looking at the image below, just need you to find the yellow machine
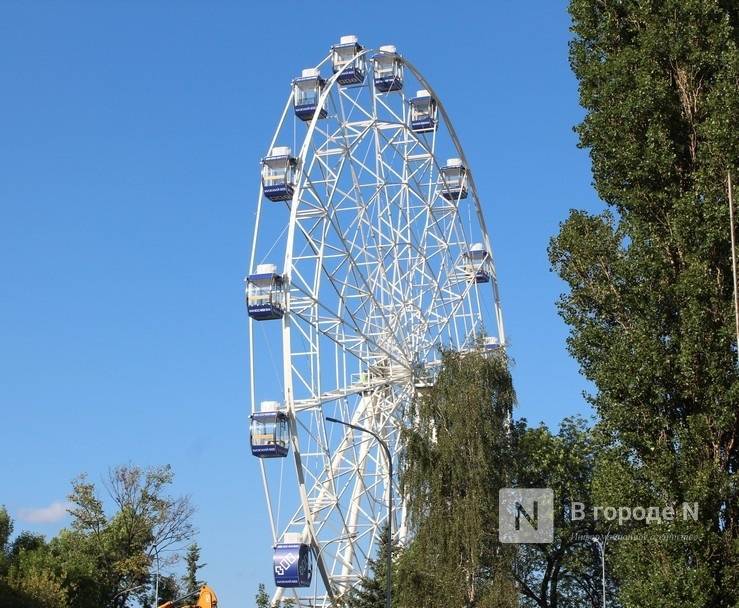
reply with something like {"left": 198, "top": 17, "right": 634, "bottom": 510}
{"left": 158, "top": 585, "right": 218, "bottom": 608}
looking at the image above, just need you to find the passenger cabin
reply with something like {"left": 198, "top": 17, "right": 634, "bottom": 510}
{"left": 440, "top": 158, "right": 468, "bottom": 200}
{"left": 292, "top": 68, "right": 327, "bottom": 122}
{"left": 261, "top": 146, "right": 297, "bottom": 202}
{"left": 274, "top": 534, "right": 312, "bottom": 588}
{"left": 246, "top": 263, "right": 285, "bottom": 320}
{"left": 464, "top": 243, "right": 490, "bottom": 283}
{"left": 250, "top": 401, "right": 289, "bottom": 458}
{"left": 331, "top": 35, "right": 365, "bottom": 85}
{"left": 373, "top": 45, "right": 403, "bottom": 92}
{"left": 483, "top": 336, "right": 501, "bottom": 352}
{"left": 410, "top": 90, "right": 437, "bottom": 133}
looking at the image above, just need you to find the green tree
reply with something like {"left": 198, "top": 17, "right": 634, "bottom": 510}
{"left": 512, "top": 417, "right": 617, "bottom": 608}
{"left": 254, "top": 584, "right": 296, "bottom": 608}
{"left": 398, "top": 350, "right": 518, "bottom": 608}
{"left": 68, "top": 464, "right": 196, "bottom": 608}
{"left": 0, "top": 508, "right": 13, "bottom": 578}
{"left": 3, "top": 533, "right": 67, "bottom": 608}
{"left": 0, "top": 508, "right": 12, "bottom": 552}
{"left": 552, "top": 1, "right": 739, "bottom": 605}
{"left": 346, "top": 524, "right": 398, "bottom": 608}
{"left": 7, "top": 568, "right": 67, "bottom": 608}
{"left": 153, "top": 573, "right": 181, "bottom": 606}
{"left": 0, "top": 466, "right": 196, "bottom": 608}
{"left": 48, "top": 528, "right": 107, "bottom": 608}
{"left": 9, "top": 534, "right": 45, "bottom": 561}
{"left": 255, "top": 583, "right": 271, "bottom": 608}
{"left": 183, "top": 543, "right": 202, "bottom": 596}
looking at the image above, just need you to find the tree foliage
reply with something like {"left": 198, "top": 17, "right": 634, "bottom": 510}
{"left": 183, "top": 543, "right": 202, "bottom": 597}
{"left": 254, "top": 582, "right": 296, "bottom": 608}
{"left": 345, "top": 524, "right": 398, "bottom": 608}
{"left": 512, "top": 417, "right": 618, "bottom": 608}
{"left": 0, "top": 527, "right": 67, "bottom": 608}
{"left": 552, "top": 1, "right": 739, "bottom": 605}
{"left": 398, "top": 350, "right": 518, "bottom": 608}
{"left": 255, "top": 583, "right": 271, "bottom": 608}
{"left": 69, "top": 464, "right": 196, "bottom": 608}
{"left": 0, "top": 465, "right": 197, "bottom": 608}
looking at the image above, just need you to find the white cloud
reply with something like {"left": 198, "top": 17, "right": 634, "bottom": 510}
{"left": 17, "top": 501, "right": 70, "bottom": 524}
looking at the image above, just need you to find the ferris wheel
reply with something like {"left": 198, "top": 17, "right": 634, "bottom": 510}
{"left": 246, "top": 36, "right": 505, "bottom": 608}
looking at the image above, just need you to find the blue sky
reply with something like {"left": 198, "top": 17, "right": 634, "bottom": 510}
{"left": 0, "top": 1, "right": 600, "bottom": 605}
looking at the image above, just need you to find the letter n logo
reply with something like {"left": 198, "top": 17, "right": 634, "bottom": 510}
{"left": 515, "top": 500, "right": 538, "bottom": 530}
{"left": 499, "top": 489, "right": 554, "bottom": 543}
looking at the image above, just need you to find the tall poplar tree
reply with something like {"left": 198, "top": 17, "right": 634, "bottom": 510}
{"left": 551, "top": 1, "right": 739, "bottom": 605}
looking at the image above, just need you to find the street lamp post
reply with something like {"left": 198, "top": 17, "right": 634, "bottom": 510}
{"left": 153, "top": 544, "right": 161, "bottom": 608}
{"left": 592, "top": 532, "right": 609, "bottom": 608}
{"left": 326, "top": 417, "right": 393, "bottom": 608}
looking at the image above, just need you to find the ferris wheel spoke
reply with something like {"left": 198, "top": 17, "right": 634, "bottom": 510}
{"left": 294, "top": 150, "right": 412, "bottom": 363}
{"left": 330, "top": 94, "right": 413, "bottom": 357}
{"left": 289, "top": 272, "right": 406, "bottom": 368}
{"left": 287, "top": 401, "right": 394, "bottom": 578}
{"left": 374, "top": 91, "right": 407, "bottom": 128}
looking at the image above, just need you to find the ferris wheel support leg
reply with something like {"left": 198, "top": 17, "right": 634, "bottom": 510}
{"left": 339, "top": 394, "right": 374, "bottom": 579}
{"left": 275, "top": 389, "right": 377, "bottom": 601}
{"left": 287, "top": 409, "right": 336, "bottom": 599}
{"left": 280, "top": 309, "right": 335, "bottom": 601}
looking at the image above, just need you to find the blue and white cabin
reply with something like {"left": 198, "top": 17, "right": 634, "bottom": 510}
{"left": 246, "top": 263, "right": 285, "bottom": 320}
{"left": 250, "top": 401, "right": 289, "bottom": 458}
{"left": 373, "top": 45, "right": 403, "bottom": 92}
{"left": 274, "top": 533, "right": 312, "bottom": 587}
{"left": 440, "top": 158, "right": 468, "bottom": 200}
{"left": 292, "top": 68, "right": 327, "bottom": 122}
{"left": 410, "top": 89, "right": 437, "bottom": 133}
{"left": 261, "top": 146, "right": 296, "bottom": 202}
{"left": 483, "top": 336, "right": 501, "bottom": 353}
{"left": 464, "top": 242, "right": 490, "bottom": 283}
{"left": 331, "top": 35, "right": 366, "bottom": 85}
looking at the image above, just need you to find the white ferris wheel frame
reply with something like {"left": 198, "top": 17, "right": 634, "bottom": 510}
{"left": 247, "top": 43, "right": 506, "bottom": 608}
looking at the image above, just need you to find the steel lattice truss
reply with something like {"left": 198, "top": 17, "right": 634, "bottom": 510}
{"left": 247, "top": 43, "right": 505, "bottom": 608}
